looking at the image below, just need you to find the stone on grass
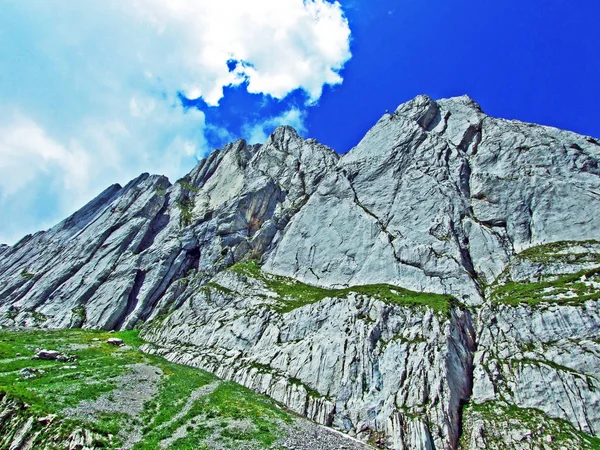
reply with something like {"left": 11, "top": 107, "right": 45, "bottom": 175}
{"left": 36, "top": 350, "right": 60, "bottom": 360}
{"left": 19, "top": 367, "right": 44, "bottom": 379}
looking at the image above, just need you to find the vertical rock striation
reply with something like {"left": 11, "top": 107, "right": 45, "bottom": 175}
{"left": 464, "top": 241, "right": 600, "bottom": 449}
{"left": 141, "top": 267, "right": 474, "bottom": 449}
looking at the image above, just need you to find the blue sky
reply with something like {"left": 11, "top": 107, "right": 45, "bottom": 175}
{"left": 1, "top": 0, "right": 599, "bottom": 244}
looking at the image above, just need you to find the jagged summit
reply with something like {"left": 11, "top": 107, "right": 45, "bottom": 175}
{"left": 1, "top": 95, "right": 600, "bottom": 449}
{"left": 2, "top": 93, "right": 599, "bottom": 326}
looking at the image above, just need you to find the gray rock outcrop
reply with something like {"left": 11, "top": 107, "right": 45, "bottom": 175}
{"left": 0, "top": 393, "right": 102, "bottom": 450}
{"left": 264, "top": 95, "right": 600, "bottom": 303}
{"left": 1, "top": 95, "right": 600, "bottom": 449}
{"left": 141, "top": 266, "right": 473, "bottom": 449}
{"left": 462, "top": 241, "right": 600, "bottom": 449}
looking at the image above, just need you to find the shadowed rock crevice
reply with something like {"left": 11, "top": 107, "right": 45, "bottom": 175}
{"left": 133, "top": 193, "right": 172, "bottom": 254}
{"left": 113, "top": 269, "right": 146, "bottom": 330}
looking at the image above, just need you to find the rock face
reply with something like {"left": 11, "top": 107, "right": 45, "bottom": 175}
{"left": 0, "top": 393, "right": 101, "bottom": 450}
{"left": 1, "top": 95, "right": 600, "bottom": 449}
{"left": 0, "top": 129, "right": 338, "bottom": 331}
{"left": 141, "top": 265, "right": 473, "bottom": 450}
{"left": 264, "top": 96, "right": 600, "bottom": 304}
{"left": 462, "top": 241, "right": 600, "bottom": 450}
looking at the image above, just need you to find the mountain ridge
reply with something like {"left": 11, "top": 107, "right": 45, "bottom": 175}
{"left": 1, "top": 94, "right": 600, "bottom": 449}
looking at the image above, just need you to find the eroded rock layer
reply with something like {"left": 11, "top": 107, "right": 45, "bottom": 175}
{"left": 141, "top": 265, "right": 473, "bottom": 449}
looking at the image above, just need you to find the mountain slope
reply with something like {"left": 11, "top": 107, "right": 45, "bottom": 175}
{"left": 2, "top": 95, "right": 599, "bottom": 328}
{"left": 0, "top": 329, "right": 370, "bottom": 450}
{"left": 1, "top": 95, "right": 600, "bottom": 449}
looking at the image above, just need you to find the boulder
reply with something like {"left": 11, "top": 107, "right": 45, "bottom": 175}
{"left": 19, "top": 367, "right": 44, "bottom": 379}
{"left": 36, "top": 350, "right": 60, "bottom": 360}
{"left": 107, "top": 338, "right": 124, "bottom": 346}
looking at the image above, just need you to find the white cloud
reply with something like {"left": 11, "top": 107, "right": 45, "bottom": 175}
{"left": 129, "top": 96, "right": 157, "bottom": 118}
{"left": 0, "top": 114, "right": 92, "bottom": 197}
{"left": 0, "top": 113, "right": 93, "bottom": 244}
{"left": 128, "top": 0, "right": 352, "bottom": 104}
{"left": 0, "top": 0, "right": 352, "bottom": 243}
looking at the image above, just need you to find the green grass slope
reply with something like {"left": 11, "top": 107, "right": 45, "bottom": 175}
{"left": 230, "top": 261, "right": 455, "bottom": 315}
{"left": 490, "top": 240, "right": 600, "bottom": 307}
{"left": 0, "top": 329, "right": 296, "bottom": 449}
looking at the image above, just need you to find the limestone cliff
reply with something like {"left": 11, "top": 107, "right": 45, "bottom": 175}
{"left": 1, "top": 95, "right": 600, "bottom": 449}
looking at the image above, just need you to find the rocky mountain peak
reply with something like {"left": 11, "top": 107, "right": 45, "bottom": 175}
{"left": 268, "top": 124, "right": 301, "bottom": 141}
{"left": 1, "top": 94, "right": 600, "bottom": 450}
{"left": 2, "top": 93, "right": 599, "bottom": 326}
